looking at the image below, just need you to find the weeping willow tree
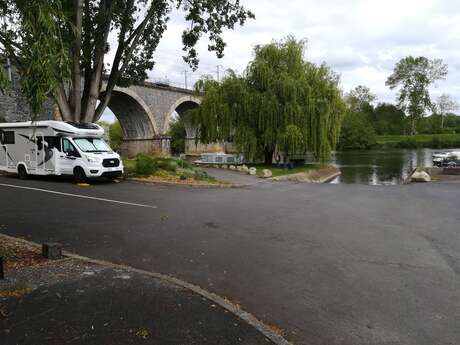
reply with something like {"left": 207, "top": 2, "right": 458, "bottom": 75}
{"left": 191, "top": 37, "right": 346, "bottom": 164}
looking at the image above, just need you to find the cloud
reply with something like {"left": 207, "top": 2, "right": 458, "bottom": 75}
{"left": 108, "top": 0, "right": 460, "bottom": 107}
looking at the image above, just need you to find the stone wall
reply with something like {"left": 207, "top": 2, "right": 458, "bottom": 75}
{"left": 0, "top": 65, "right": 55, "bottom": 123}
{"left": 185, "top": 139, "right": 239, "bottom": 158}
{"left": 121, "top": 136, "right": 171, "bottom": 158}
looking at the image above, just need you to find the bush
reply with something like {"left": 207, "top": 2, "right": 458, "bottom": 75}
{"left": 169, "top": 118, "right": 186, "bottom": 155}
{"left": 155, "top": 159, "right": 178, "bottom": 172}
{"left": 193, "top": 168, "right": 208, "bottom": 179}
{"left": 338, "top": 111, "right": 376, "bottom": 150}
{"left": 135, "top": 154, "right": 157, "bottom": 176}
{"left": 177, "top": 159, "right": 194, "bottom": 169}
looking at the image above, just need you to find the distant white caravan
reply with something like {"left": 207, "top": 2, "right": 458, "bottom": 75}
{"left": 0, "top": 121, "right": 123, "bottom": 181}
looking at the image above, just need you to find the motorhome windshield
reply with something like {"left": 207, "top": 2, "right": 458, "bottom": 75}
{"left": 73, "top": 138, "right": 112, "bottom": 153}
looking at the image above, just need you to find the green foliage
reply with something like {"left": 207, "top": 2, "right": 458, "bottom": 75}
{"left": 155, "top": 158, "right": 178, "bottom": 172}
{"left": 371, "top": 103, "right": 407, "bottom": 135}
{"left": 281, "top": 125, "right": 305, "bottom": 155}
{"left": 0, "top": 0, "right": 71, "bottom": 116}
{"left": 109, "top": 121, "right": 123, "bottom": 152}
{"left": 1, "top": 0, "right": 254, "bottom": 122}
{"left": 0, "top": 61, "right": 9, "bottom": 94}
{"left": 346, "top": 85, "right": 376, "bottom": 113}
{"left": 190, "top": 37, "right": 346, "bottom": 163}
{"left": 376, "top": 133, "right": 460, "bottom": 149}
{"left": 125, "top": 154, "right": 213, "bottom": 182}
{"left": 135, "top": 154, "right": 157, "bottom": 176}
{"left": 338, "top": 111, "right": 376, "bottom": 150}
{"left": 133, "top": 154, "right": 181, "bottom": 176}
{"left": 386, "top": 56, "right": 448, "bottom": 135}
{"left": 168, "top": 117, "right": 186, "bottom": 154}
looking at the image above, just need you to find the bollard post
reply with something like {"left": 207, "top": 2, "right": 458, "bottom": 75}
{"left": 0, "top": 257, "right": 4, "bottom": 280}
{"left": 42, "top": 243, "right": 62, "bottom": 260}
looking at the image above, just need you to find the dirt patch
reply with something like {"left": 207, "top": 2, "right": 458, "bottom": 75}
{"left": 0, "top": 238, "right": 48, "bottom": 272}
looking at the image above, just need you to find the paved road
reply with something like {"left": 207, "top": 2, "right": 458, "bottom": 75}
{"left": 202, "top": 167, "right": 263, "bottom": 185}
{"left": 0, "top": 174, "right": 459, "bottom": 345}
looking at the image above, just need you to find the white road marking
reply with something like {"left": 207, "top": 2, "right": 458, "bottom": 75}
{"left": 0, "top": 183, "right": 157, "bottom": 209}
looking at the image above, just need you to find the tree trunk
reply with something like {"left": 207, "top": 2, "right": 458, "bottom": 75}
{"left": 70, "top": 0, "right": 83, "bottom": 121}
{"left": 441, "top": 114, "right": 444, "bottom": 129}
{"left": 264, "top": 149, "right": 274, "bottom": 165}
{"left": 411, "top": 116, "right": 416, "bottom": 135}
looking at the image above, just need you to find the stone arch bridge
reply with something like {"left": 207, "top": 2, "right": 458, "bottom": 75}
{"left": 98, "top": 81, "right": 202, "bottom": 157}
{"left": 0, "top": 66, "right": 229, "bottom": 157}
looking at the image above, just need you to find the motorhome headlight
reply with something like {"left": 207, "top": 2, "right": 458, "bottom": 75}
{"left": 86, "top": 156, "right": 101, "bottom": 163}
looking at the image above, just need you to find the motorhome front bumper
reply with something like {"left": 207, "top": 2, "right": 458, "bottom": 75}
{"left": 101, "top": 171, "right": 123, "bottom": 178}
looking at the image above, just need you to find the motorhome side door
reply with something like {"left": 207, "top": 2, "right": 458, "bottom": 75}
{"left": 35, "top": 133, "right": 45, "bottom": 172}
{"left": 59, "top": 138, "right": 79, "bottom": 175}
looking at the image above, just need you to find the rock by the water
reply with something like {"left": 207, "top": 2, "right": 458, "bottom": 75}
{"left": 249, "top": 167, "right": 257, "bottom": 176}
{"left": 241, "top": 165, "right": 249, "bottom": 173}
{"left": 262, "top": 169, "right": 273, "bottom": 178}
{"left": 229, "top": 165, "right": 236, "bottom": 170}
{"left": 411, "top": 170, "right": 431, "bottom": 182}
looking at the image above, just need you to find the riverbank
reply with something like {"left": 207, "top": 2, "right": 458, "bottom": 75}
{"left": 271, "top": 165, "right": 340, "bottom": 183}
{"left": 375, "top": 133, "right": 460, "bottom": 149}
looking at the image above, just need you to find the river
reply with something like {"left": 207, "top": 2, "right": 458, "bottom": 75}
{"left": 329, "top": 148, "right": 458, "bottom": 185}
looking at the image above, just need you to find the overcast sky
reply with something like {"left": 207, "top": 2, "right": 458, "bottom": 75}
{"left": 102, "top": 0, "right": 460, "bottom": 121}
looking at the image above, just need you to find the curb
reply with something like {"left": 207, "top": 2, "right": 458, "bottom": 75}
{"left": 0, "top": 233, "right": 294, "bottom": 345}
{"left": 125, "top": 177, "right": 247, "bottom": 189}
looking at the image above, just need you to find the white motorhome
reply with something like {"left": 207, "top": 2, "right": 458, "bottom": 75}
{"left": 0, "top": 121, "right": 123, "bottom": 181}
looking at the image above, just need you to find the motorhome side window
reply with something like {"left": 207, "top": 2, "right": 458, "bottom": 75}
{"left": 1, "top": 131, "right": 15, "bottom": 144}
{"left": 62, "top": 138, "right": 80, "bottom": 157}
{"left": 44, "top": 137, "right": 62, "bottom": 151}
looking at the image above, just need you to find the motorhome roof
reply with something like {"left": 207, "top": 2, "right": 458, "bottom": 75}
{"left": 0, "top": 121, "right": 104, "bottom": 137}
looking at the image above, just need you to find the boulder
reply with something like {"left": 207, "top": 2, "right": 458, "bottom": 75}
{"left": 236, "top": 165, "right": 243, "bottom": 172}
{"left": 241, "top": 165, "right": 249, "bottom": 173}
{"left": 262, "top": 169, "right": 273, "bottom": 178}
{"left": 229, "top": 165, "right": 236, "bottom": 170}
{"left": 249, "top": 167, "right": 257, "bottom": 176}
{"left": 411, "top": 170, "right": 431, "bottom": 182}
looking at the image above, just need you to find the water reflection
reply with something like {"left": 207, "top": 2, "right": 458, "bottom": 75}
{"left": 330, "top": 148, "right": 455, "bottom": 185}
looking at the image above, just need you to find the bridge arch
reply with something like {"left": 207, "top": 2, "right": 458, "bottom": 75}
{"left": 98, "top": 86, "right": 160, "bottom": 139}
{"left": 163, "top": 96, "right": 201, "bottom": 137}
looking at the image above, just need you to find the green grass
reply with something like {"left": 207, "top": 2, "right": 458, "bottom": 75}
{"left": 376, "top": 134, "right": 460, "bottom": 149}
{"left": 251, "top": 164, "right": 319, "bottom": 177}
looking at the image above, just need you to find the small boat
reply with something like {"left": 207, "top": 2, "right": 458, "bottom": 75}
{"left": 432, "top": 150, "right": 460, "bottom": 167}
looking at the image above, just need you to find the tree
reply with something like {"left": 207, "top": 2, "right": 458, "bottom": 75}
{"left": 337, "top": 111, "right": 376, "bottom": 150}
{"left": 373, "top": 103, "right": 406, "bottom": 135}
{"left": 190, "top": 37, "right": 346, "bottom": 164}
{"left": 434, "top": 94, "right": 459, "bottom": 129}
{"left": 109, "top": 120, "right": 123, "bottom": 152}
{"left": 346, "top": 85, "right": 376, "bottom": 113}
{"left": 0, "top": 0, "right": 254, "bottom": 121}
{"left": 386, "top": 56, "right": 448, "bottom": 135}
{"left": 168, "top": 116, "right": 186, "bottom": 154}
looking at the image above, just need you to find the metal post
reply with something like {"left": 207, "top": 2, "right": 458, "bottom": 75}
{"left": 216, "top": 65, "right": 222, "bottom": 82}
{"left": 183, "top": 70, "right": 188, "bottom": 89}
